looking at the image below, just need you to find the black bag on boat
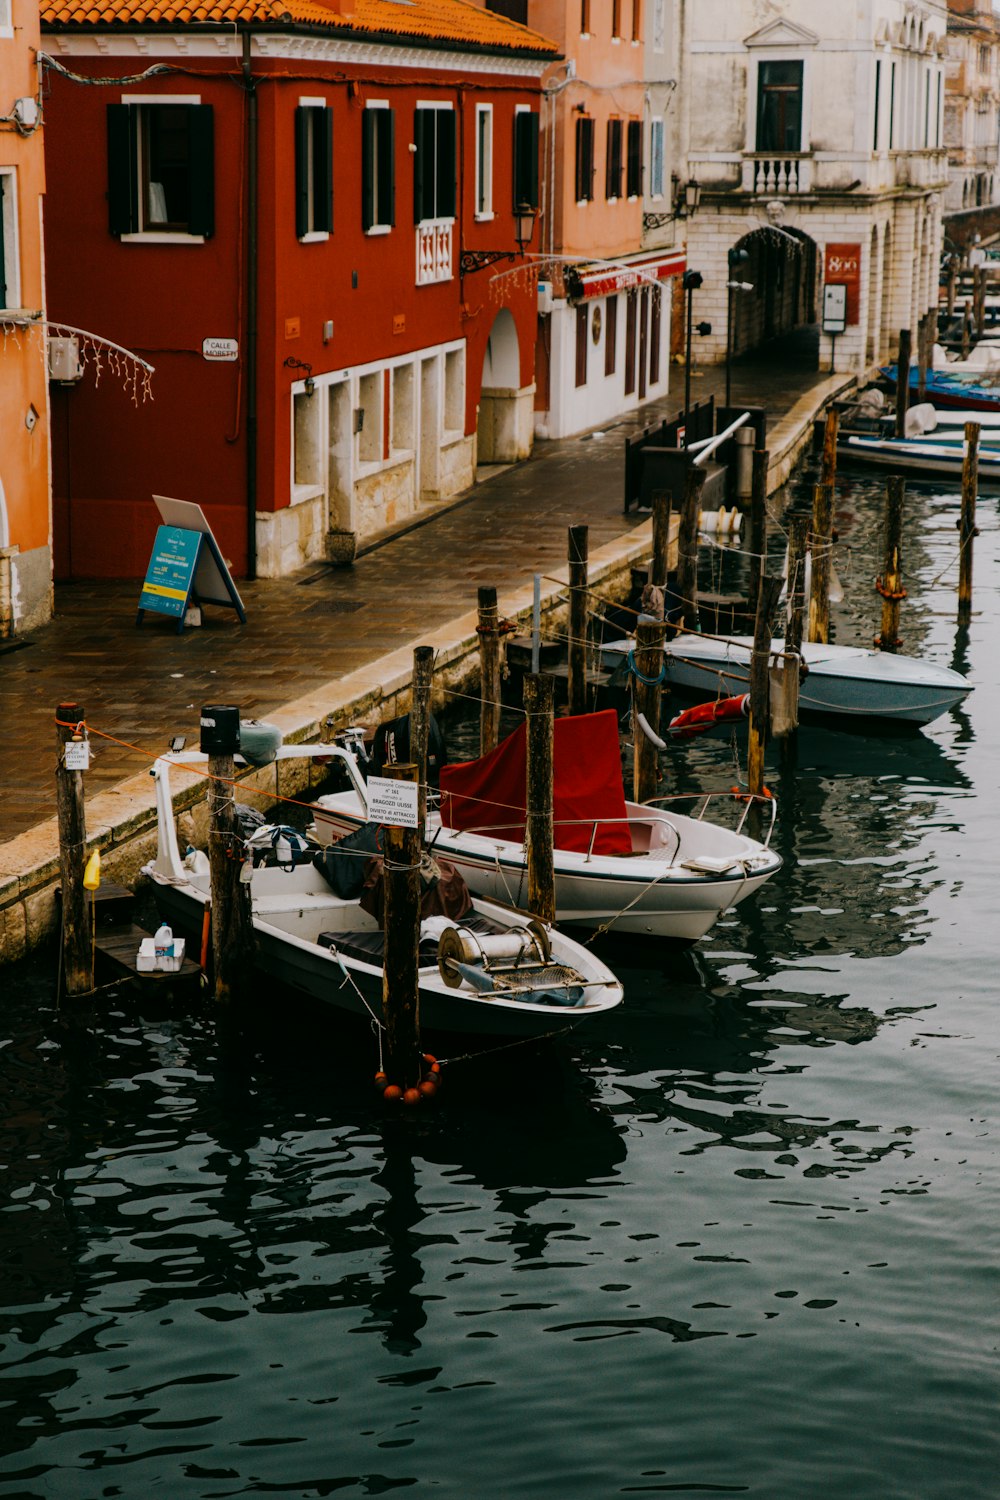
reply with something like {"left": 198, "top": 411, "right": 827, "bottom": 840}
{"left": 313, "top": 822, "right": 383, "bottom": 899}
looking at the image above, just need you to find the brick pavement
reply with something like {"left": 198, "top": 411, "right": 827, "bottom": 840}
{"left": 0, "top": 353, "right": 846, "bottom": 856}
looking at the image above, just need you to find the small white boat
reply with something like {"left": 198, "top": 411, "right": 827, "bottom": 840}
{"left": 600, "top": 635, "right": 971, "bottom": 728}
{"left": 310, "top": 712, "right": 782, "bottom": 944}
{"left": 144, "top": 749, "right": 623, "bottom": 1038}
{"left": 840, "top": 433, "right": 1000, "bottom": 481}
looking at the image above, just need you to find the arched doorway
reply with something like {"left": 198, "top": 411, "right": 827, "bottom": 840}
{"left": 729, "top": 224, "right": 819, "bottom": 369}
{"left": 477, "top": 308, "right": 531, "bottom": 466}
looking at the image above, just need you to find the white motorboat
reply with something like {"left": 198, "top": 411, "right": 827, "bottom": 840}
{"left": 144, "top": 748, "right": 623, "bottom": 1038}
{"left": 310, "top": 712, "right": 782, "bottom": 944}
{"left": 600, "top": 634, "right": 971, "bottom": 728}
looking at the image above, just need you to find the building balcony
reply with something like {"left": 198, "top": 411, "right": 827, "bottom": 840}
{"left": 741, "top": 152, "right": 814, "bottom": 195}
{"left": 416, "top": 220, "right": 454, "bottom": 285}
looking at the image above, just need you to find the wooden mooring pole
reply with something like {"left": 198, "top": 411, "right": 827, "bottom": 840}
{"left": 632, "top": 620, "right": 664, "bottom": 803}
{"left": 381, "top": 762, "right": 423, "bottom": 1093}
{"left": 676, "top": 463, "right": 705, "bottom": 632}
{"left": 203, "top": 704, "right": 253, "bottom": 1003}
{"left": 567, "top": 524, "right": 589, "bottom": 717}
{"left": 958, "top": 422, "right": 980, "bottom": 625}
{"left": 778, "top": 511, "right": 808, "bottom": 738}
{"left": 524, "top": 673, "right": 556, "bottom": 924}
{"left": 820, "top": 408, "right": 839, "bottom": 488}
{"left": 651, "top": 491, "right": 672, "bottom": 588}
{"left": 56, "top": 701, "right": 92, "bottom": 997}
{"left": 748, "top": 449, "right": 770, "bottom": 620}
{"left": 875, "top": 476, "right": 906, "bottom": 653}
{"left": 808, "top": 481, "right": 834, "bottom": 645}
{"left": 410, "top": 645, "right": 433, "bottom": 831}
{"left": 747, "top": 576, "right": 782, "bottom": 798}
{"left": 894, "top": 329, "right": 911, "bottom": 439}
{"left": 478, "top": 586, "right": 501, "bottom": 757}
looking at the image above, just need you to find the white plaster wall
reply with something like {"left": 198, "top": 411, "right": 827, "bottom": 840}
{"left": 539, "top": 286, "right": 672, "bottom": 439}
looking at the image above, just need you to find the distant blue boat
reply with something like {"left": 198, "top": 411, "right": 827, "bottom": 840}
{"left": 881, "top": 365, "right": 1000, "bottom": 411}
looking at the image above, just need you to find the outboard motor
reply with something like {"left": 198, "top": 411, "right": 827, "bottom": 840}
{"left": 371, "top": 712, "right": 447, "bottom": 787}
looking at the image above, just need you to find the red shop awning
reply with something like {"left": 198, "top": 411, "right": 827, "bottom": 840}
{"left": 571, "top": 250, "right": 687, "bottom": 301}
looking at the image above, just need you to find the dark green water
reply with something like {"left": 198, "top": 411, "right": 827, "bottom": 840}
{"left": 2, "top": 470, "right": 998, "bottom": 1498}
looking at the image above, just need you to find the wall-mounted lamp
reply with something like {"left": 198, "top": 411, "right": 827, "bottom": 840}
{"left": 514, "top": 203, "right": 537, "bottom": 254}
{"left": 643, "top": 176, "right": 702, "bottom": 233}
{"left": 283, "top": 355, "right": 315, "bottom": 395}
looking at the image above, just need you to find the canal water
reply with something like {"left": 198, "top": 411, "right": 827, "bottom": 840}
{"left": 2, "top": 464, "right": 998, "bottom": 1498}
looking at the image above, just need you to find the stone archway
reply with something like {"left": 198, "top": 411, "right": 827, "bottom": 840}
{"left": 729, "top": 223, "right": 819, "bottom": 366}
{"left": 476, "top": 308, "right": 532, "bottom": 466}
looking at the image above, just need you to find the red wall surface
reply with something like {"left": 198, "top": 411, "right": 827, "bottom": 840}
{"left": 43, "top": 50, "right": 541, "bottom": 579}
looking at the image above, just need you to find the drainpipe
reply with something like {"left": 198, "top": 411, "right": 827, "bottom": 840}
{"left": 242, "top": 29, "right": 259, "bottom": 580}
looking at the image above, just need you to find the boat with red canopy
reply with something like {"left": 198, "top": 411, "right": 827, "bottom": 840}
{"left": 311, "top": 710, "right": 781, "bottom": 943}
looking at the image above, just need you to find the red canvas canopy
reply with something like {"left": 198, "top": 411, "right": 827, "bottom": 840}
{"left": 439, "top": 709, "right": 631, "bottom": 856}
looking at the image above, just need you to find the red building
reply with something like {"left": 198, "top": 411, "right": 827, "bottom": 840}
{"left": 40, "top": 0, "right": 556, "bottom": 579}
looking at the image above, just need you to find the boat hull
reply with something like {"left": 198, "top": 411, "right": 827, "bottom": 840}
{"left": 312, "top": 801, "right": 781, "bottom": 943}
{"left": 152, "top": 878, "right": 621, "bottom": 1039}
{"left": 602, "top": 636, "right": 970, "bottom": 727}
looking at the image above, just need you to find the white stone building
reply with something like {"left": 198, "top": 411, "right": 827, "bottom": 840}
{"left": 943, "top": 0, "right": 1000, "bottom": 214}
{"left": 682, "top": 1, "right": 949, "bottom": 378}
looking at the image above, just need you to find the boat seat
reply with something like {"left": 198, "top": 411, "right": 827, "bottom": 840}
{"left": 317, "top": 912, "right": 504, "bottom": 968}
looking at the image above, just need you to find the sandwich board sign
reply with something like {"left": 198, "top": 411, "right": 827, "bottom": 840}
{"left": 137, "top": 495, "right": 246, "bottom": 632}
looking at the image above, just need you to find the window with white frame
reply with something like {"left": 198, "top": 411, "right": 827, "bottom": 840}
{"left": 293, "top": 390, "right": 323, "bottom": 493}
{"left": 755, "top": 61, "right": 803, "bottom": 152}
{"left": 358, "top": 371, "right": 382, "bottom": 462}
{"left": 0, "top": 169, "right": 19, "bottom": 310}
{"left": 295, "top": 98, "right": 333, "bottom": 239}
{"left": 107, "top": 97, "right": 214, "bottom": 239}
{"left": 392, "top": 362, "right": 415, "bottom": 452}
{"left": 475, "top": 104, "right": 493, "bottom": 219}
{"left": 444, "top": 347, "right": 464, "bottom": 432}
{"left": 649, "top": 117, "right": 665, "bottom": 198}
{"left": 362, "top": 103, "right": 394, "bottom": 233}
{"left": 0, "top": 0, "right": 12, "bottom": 38}
{"left": 413, "top": 103, "right": 456, "bottom": 223}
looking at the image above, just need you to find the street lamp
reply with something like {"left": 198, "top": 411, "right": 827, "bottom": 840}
{"left": 725, "top": 246, "right": 752, "bottom": 409}
{"left": 683, "top": 269, "right": 711, "bottom": 421}
{"left": 514, "top": 203, "right": 537, "bottom": 254}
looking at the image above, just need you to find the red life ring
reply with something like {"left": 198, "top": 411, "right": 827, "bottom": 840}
{"left": 668, "top": 694, "right": 750, "bottom": 739}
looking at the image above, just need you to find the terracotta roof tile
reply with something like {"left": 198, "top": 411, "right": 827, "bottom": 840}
{"left": 40, "top": 0, "right": 559, "bottom": 54}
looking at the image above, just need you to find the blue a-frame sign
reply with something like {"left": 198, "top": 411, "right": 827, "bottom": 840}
{"left": 136, "top": 497, "right": 247, "bottom": 632}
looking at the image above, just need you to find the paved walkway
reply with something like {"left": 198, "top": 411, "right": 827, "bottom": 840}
{"left": 0, "top": 354, "right": 851, "bottom": 872}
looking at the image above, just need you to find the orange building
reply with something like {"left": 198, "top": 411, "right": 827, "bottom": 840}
{"left": 1, "top": 0, "right": 52, "bottom": 635}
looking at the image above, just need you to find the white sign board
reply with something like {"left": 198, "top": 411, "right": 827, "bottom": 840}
{"left": 202, "top": 337, "right": 239, "bottom": 362}
{"left": 64, "top": 739, "right": 90, "bottom": 771}
{"left": 366, "top": 775, "right": 420, "bottom": 829}
{"left": 153, "top": 496, "right": 246, "bottom": 617}
{"left": 822, "top": 284, "right": 848, "bottom": 335}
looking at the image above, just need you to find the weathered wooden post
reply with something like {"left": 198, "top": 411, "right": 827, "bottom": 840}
{"left": 410, "top": 645, "right": 434, "bottom": 832}
{"left": 875, "top": 476, "right": 906, "bottom": 653}
{"left": 202, "top": 704, "right": 252, "bottom": 1003}
{"left": 651, "top": 490, "right": 672, "bottom": 588}
{"left": 381, "top": 762, "right": 423, "bottom": 1094}
{"left": 524, "top": 673, "right": 555, "bottom": 924}
{"left": 958, "top": 421, "right": 980, "bottom": 625}
{"left": 808, "top": 481, "right": 835, "bottom": 645}
{"left": 632, "top": 620, "right": 664, "bottom": 803}
{"left": 894, "top": 329, "right": 911, "bottom": 439}
{"left": 56, "top": 701, "right": 91, "bottom": 996}
{"left": 748, "top": 449, "right": 770, "bottom": 620}
{"left": 820, "top": 407, "right": 839, "bottom": 488}
{"left": 778, "top": 512, "right": 808, "bottom": 738}
{"left": 947, "top": 262, "right": 957, "bottom": 318}
{"left": 477, "top": 586, "right": 501, "bottom": 757}
{"left": 567, "top": 524, "right": 589, "bottom": 717}
{"left": 975, "top": 265, "right": 987, "bottom": 334}
{"left": 917, "top": 313, "right": 929, "bottom": 403}
{"left": 676, "top": 462, "right": 705, "bottom": 632}
{"left": 747, "top": 576, "right": 782, "bottom": 799}
{"left": 962, "top": 301, "right": 972, "bottom": 359}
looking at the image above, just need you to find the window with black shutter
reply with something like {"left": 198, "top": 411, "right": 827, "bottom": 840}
{"left": 362, "top": 105, "right": 395, "bottom": 232}
{"left": 0, "top": 174, "right": 11, "bottom": 309}
{"left": 485, "top": 0, "right": 527, "bottom": 21}
{"left": 414, "top": 106, "right": 456, "bottom": 222}
{"left": 513, "top": 110, "right": 540, "bottom": 209}
{"left": 649, "top": 286, "right": 661, "bottom": 386}
{"left": 606, "top": 118, "right": 623, "bottom": 200}
{"left": 295, "top": 104, "right": 333, "bottom": 238}
{"left": 575, "top": 115, "right": 595, "bottom": 202}
{"left": 626, "top": 119, "right": 642, "bottom": 197}
{"left": 107, "top": 101, "right": 214, "bottom": 238}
